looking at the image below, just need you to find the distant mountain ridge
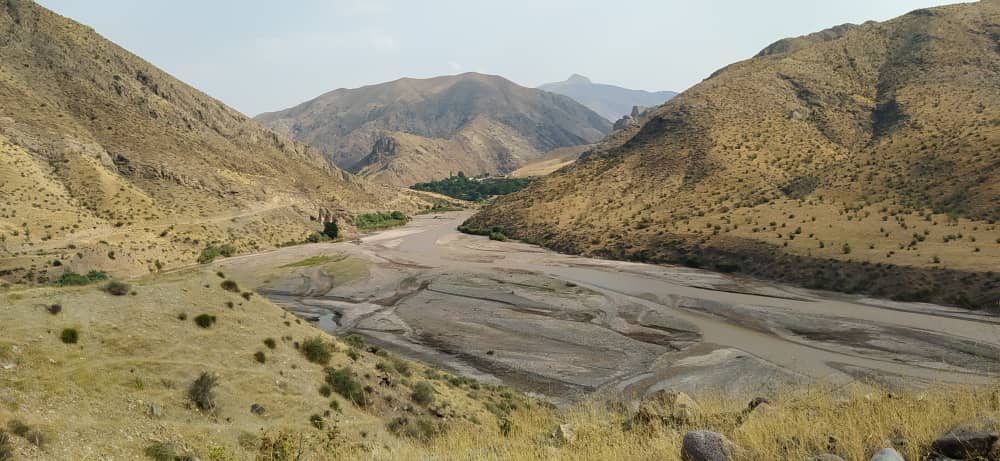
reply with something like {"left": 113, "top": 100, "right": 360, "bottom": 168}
{"left": 538, "top": 74, "right": 678, "bottom": 122}
{"left": 255, "top": 73, "right": 611, "bottom": 186}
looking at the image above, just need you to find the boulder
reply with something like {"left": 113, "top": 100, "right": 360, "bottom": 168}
{"left": 636, "top": 390, "right": 701, "bottom": 425}
{"left": 551, "top": 423, "right": 576, "bottom": 445}
{"left": 681, "top": 431, "right": 739, "bottom": 461}
{"left": 931, "top": 429, "right": 998, "bottom": 459}
{"left": 869, "top": 448, "right": 904, "bottom": 461}
{"left": 147, "top": 403, "right": 163, "bottom": 418}
{"left": 810, "top": 455, "right": 845, "bottom": 461}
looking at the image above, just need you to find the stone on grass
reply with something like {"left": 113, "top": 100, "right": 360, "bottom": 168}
{"left": 681, "top": 430, "right": 739, "bottom": 461}
{"left": 869, "top": 448, "right": 904, "bottom": 461}
{"left": 551, "top": 423, "right": 576, "bottom": 445}
{"left": 931, "top": 429, "right": 998, "bottom": 459}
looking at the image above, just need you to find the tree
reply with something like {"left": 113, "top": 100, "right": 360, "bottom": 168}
{"left": 323, "top": 221, "right": 339, "bottom": 239}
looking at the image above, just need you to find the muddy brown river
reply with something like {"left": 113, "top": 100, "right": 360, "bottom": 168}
{"left": 215, "top": 212, "right": 1000, "bottom": 404}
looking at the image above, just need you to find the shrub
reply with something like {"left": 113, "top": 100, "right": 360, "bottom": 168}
{"left": 387, "top": 416, "right": 445, "bottom": 441}
{"left": 319, "top": 384, "right": 332, "bottom": 397}
{"left": 60, "top": 328, "right": 79, "bottom": 344}
{"left": 53, "top": 270, "right": 108, "bottom": 286}
{"left": 324, "top": 367, "right": 368, "bottom": 407}
{"left": 220, "top": 280, "right": 240, "bottom": 292}
{"left": 197, "top": 244, "right": 236, "bottom": 264}
{"left": 301, "top": 337, "right": 332, "bottom": 365}
{"left": 306, "top": 232, "right": 330, "bottom": 243}
{"left": 392, "top": 358, "right": 412, "bottom": 377}
{"left": 322, "top": 221, "right": 340, "bottom": 239}
{"left": 842, "top": 243, "right": 852, "bottom": 254}
{"left": 189, "top": 372, "right": 218, "bottom": 410}
{"left": 103, "top": 280, "right": 131, "bottom": 296}
{"left": 253, "top": 351, "right": 266, "bottom": 364}
{"left": 309, "top": 414, "right": 324, "bottom": 430}
{"left": 194, "top": 314, "right": 217, "bottom": 328}
{"left": 263, "top": 338, "right": 276, "bottom": 349}
{"left": 346, "top": 349, "right": 359, "bottom": 361}
{"left": 6, "top": 421, "right": 29, "bottom": 437}
{"left": 0, "top": 431, "right": 11, "bottom": 461}
{"left": 47, "top": 304, "right": 61, "bottom": 315}
{"left": 145, "top": 441, "right": 184, "bottom": 461}
{"left": 411, "top": 381, "right": 434, "bottom": 406}
{"left": 343, "top": 334, "right": 365, "bottom": 349}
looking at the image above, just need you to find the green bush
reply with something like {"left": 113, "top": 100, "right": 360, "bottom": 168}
{"left": 411, "top": 381, "right": 434, "bottom": 406}
{"left": 253, "top": 351, "right": 266, "bottom": 364}
{"left": 53, "top": 270, "right": 108, "bottom": 286}
{"left": 189, "top": 372, "right": 218, "bottom": 410}
{"left": 263, "top": 338, "right": 277, "bottom": 349}
{"left": 197, "top": 244, "right": 236, "bottom": 264}
{"left": 387, "top": 416, "right": 446, "bottom": 441}
{"left": 0, "top": 431, "right": 11, "bottom": 461}
{"left": 103, "top": 280, "right": 131, "bottom": 296}
{"left": 301, "top": 337, "right": 333, "bottom": 365}
{"left": 194, "top": 314, "right": 217, "bottom": 328}
{"left": 309, "top": 414, "right": 324, "bottom": 430}
{"left": 343, "top": 334, "right": 365, "bottom": 349}
{"left": 324, "top": 366, "right": 368, "bottom": 407}
{"left": 355, "top": 212, "right": 408, "bottom": 231}
{"left": 60, "top": 328, "right": 79, "bottom": 344}
{"left": 322, "top": 221, "right": 340, "bottom": 239}
{"left": 488, "top": 231, "right": 507, "bottom": 241}
{"left": 144, "top": 441, "right": 185, "bottom": 461}
{"left": 410, "top": 173, "right": 533, "bottom": 201}
{"left": 220, "top": 279, "right": 240, "bottom": 292}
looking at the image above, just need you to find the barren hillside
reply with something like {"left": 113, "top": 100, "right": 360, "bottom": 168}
{"left": 467, "top": 1, "right": 1000, "bottom": 309}
{"left": 255, "top": 73, "right": 611, "bottom": 186}
{"left": 0, "top": 0, "right": 431, "bottom": 285}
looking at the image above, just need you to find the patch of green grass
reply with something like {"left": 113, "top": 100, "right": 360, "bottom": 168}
{"left": 280, "top": 255, "right": 340, "bottom": 268}
{"left": 53, "top": 270, "right": 109, "bottom": 286}
{"left": 355, "top": 211, "right": 408, "bottom": 231}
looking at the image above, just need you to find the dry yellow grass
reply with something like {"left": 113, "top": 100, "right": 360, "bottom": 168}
{"left": 371, "top": 384, "right": 1000, "bottom": 461}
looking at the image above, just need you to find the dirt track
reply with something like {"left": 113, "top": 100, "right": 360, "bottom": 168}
{"left": 216, "top": 212, "right": 1000, "bottom": 404}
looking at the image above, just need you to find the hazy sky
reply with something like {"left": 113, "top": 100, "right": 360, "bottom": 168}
{"left": 37, "top": 0, "right": 954, "bottom": 116}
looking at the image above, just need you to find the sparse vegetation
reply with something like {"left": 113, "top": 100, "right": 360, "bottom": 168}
{"left": 301, "top": 336, "right": 333, "bottom": 365}
{"left": 411, "top": 173, "right": 534, "bottom": 202}
{"left": 411, "top": 381, "right": 434, "bottom": 406}
{"left": 194, "top": 314, "right": 217, "bottom": 328}
{"left": 188, "top": 372, "right": 218, "bottom": 410}
{"left": 253, "top": 351, "right": 266, "bottom": 364}
{"left": 0, "top": 431, "right": 11, "bottom": 461}
{"left": 197, "top": 244, "right": 236, "bottom": 264}
{"left": 324, "top": 366, "right": 368, "bottom": 407}
{"left": 53, "top": 270, "right": 108, "bottom": 286}
{"left": 220, "top": 279, "right": 240, "bottom": 292}
{"left": 103, "top": 280, "right": 131, "bottom": 296}
{"left": 355, "top": 211, "right": 409, "bottom": 231}
{"left": 60, "top": 328, "right": 79, "bottom": 344}
{"left": 263, "top": 337, "right": 277, "bottom": 349}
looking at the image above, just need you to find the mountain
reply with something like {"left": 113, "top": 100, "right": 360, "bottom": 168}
{"left": 0, "top": 0, "right": 431, "bottom": 285}
{"left": 466, "top": 2, "right": 1000, "bottom": 309}
{"left": 255, "top": 73, "right": 612, "bottom": 186}
{"left": 538, "top": 74, "right": 678, "bottom": 122}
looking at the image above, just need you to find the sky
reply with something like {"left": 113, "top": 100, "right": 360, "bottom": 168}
{"left": 37, "top": 0, "right": 955, "bottom": 116}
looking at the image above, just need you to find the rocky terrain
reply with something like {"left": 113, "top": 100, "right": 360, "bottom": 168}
{"left": 538, "top": 74, "right": 677, "bottom": 122}
{"left": 0, "top": 0, "right": 440, "bottom": 286}
{"left": 255, "top": 73, "right": 611, "bottom": 186}
{"left": 468, "top": 1, "right": 1000, "bottom": 309}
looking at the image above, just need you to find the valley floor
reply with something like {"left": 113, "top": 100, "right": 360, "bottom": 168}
{"left": 217, "top": 211, "right": 1000, "bottom": 405}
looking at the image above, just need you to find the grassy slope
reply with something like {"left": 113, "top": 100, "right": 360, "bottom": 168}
{"left": 467, "top": 2, "right": 1000, "bottom": 309}
{"left": 0, "top": 269, "right": 533, "bottom": 460}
